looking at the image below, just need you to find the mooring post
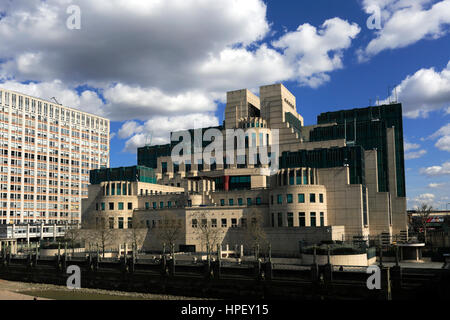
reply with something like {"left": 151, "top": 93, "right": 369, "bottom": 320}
{"left": 324, "top": 245, "right": 333, "bottom": 283}
{"left": 311, "top": 246, "right": 319, "bottom": 282}
{"left": 215, "top": 244, "right": 221, "bottom": 280}
{"left": 56, "top": 242, "right": 61, "bottom": 270}
{"left": 380, "top": 266, "right": 392, "bottom": 300}
{"left": 169, "top": 243, "right": 175, "bottom": 277}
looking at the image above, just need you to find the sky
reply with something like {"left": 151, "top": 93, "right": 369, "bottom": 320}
{"left": 0, "top": 0, "right": 449, "bottom": 210}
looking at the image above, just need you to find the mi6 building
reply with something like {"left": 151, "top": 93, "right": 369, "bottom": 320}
{"left": 83, "top": 84, "right": 407, "bottom": 255}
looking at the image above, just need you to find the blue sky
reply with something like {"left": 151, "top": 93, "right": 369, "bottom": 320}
{"left": 0, "top": 0, "right": 449, "bottom": 209}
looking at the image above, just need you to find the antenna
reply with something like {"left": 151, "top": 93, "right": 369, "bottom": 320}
{"left": 394, "top": 87, "right": 398, "bottom": 103}
{"left": 51, "top": 97, "right": 62, "bottom": 105}
{"left": 145, "top": 132, "right": 153, "bottom": 146}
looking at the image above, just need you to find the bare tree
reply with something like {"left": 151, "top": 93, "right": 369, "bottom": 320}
{"left": 83, "top": 215, "right": 114, "bottom": 257}
{"left": 127, "top": 218, "right": 147, "bottom": 252}
{"left": 192, "top": 212, "right": 224, "bottom": 258}
{"left": 416, "top": 203, "right": 433, "bottom": 243}
{"left": 154, "top": 212, "right": 184, "bottom": 253}
{"left": 243, "top": 209, "right": 267, "bottom": 256}
{"left": 64, "top": 224, "right": 82, "bottom": 255}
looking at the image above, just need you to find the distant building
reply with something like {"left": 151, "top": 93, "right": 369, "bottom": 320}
{"left": 82, "top": 84, "right": 407, "bottom": 255}
{"left": 0, "top": 88, "right": 110, "bottom": 241}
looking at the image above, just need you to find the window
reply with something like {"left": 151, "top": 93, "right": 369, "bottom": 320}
{"left": 319, "top": 194, "right": 324, "bottom": 203}
{"left": 231, "top": 218, "right": 237, "bottom": 228}
{"left": 118, "top": 202, "right": 124, "bottom": 210}
{"left": 287, "top": 212, "right": 294, "bottom": 227}
{"left": 153, "top": 202, "right": 157, "bottom": 209}
{"left": 109, "top": 202, "right": 114, "bottom": 210}
{"left": 241, "top": 218, "right": 247, "bottom": 228}
{"left": 271, "top": 195, "right": 274, "bottom": 205}
{"left": 201, "top": 219, "right": 207, "bottom": 227}
{"left": 320, "top": 212, "right": 324, "bottom": 226}
{"left": 160, "top": 202, "right": 164, "bottom": 209}
{"left": 211, "top": 219, "right": 217, "bottom": 228}
{"left": 95, "top": 203, "right": 99, "bottom": 211}
{"left": 168, "top": 201, "right": 172, "bottom": 208}
{"left": 247, "top": 198, "right": 252, "bottom": 206}
{"left": 277, "top": 213, "right": 283, "bottom": 227}
{"left": 221, "top": 218, "right": 227, "bottom": 228}
{"left": 128, "top": 217, "right": 133, "bottom": 229}
{"left": 101, "top": 202, "right": 105, "bottom": 211}
{"left": 118, "top": 217, "right": 124, "bottom": 229}
{"left": 238, "top": 198, "right": 243, "bottom": 206}
{"left": 109, "top": 217, "right": 114, "bottom": 229}
{"left": 271, "top": 213, "right": 275, "bottom": 227}
{"left": 287, "top": 194, "right": 293, "bottom": 203}
{"left": 310, "top": 212, "right": 316, "bottom": 227}
{"left": 256, "top": 197, "right": 262, "bottom": 205}
{"left": 162, "top": 162, "right": 167, "bottom": 174}
{"left": 229, "top": 199, "right": 234, "bottom": 206}
{"left": 298, "top": 193, "right": 305, "bottom": 203}
{"left": 192, "top": 219, "right": 198, "bottom": 228}
{"left": 128, "top": 202, "right": 133, "bottom": 210}
{"left": 310, "top": 193, "right": 316, "bottom": 203}
{"left": 299, "top": 212, "right": 306, "bottom": 227}
{"left": 145, "top": 202, "right": 149, "bottom": 210}
{"left": 277, "top": 194, "right": 282, "bottom": 204}
{"left": 220, "top": 199, "right": 225, "bottom": 206}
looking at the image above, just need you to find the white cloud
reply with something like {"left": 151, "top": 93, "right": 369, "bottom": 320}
{"left": 405, "top": 149, "right": 427, "bottom": 160}
{"left": 385, "top": 61, "right": 450, "bottom": 118}
{"left": 118, "top": 121, "right": 143, "bottom": 139}
{"left": 404, "top": 142, "right": 420, "bottom": 151}
{"left": 0, "top": 0, "right": 361, "bottom": 127}
{"left": 404, "top": 140, "right": 427, "bottom": 159}
{"left": 0, "top": 79, "right": 104, "bottom": 115}
{"left": 420, "top": 161, "right": 450, "bottom": 176}
{"left": 428, "top": 182, "right": 445, "bottom": 188}
{"left": 360, "top": 0, "right": 450, "bottom": 60}
{"left": 122, "top": 113, "right": 219, "bottom": 153}
{"left": 272, "top": 18, "right": 361, "bottom": 88}
{"left": 430, "top": 123, "right": 450, "bottom": 151}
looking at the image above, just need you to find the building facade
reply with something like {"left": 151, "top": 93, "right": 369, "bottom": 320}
{"left": 0, "top": 88, "right": 110, "bottom": 229}
{"left": 82, "top": 83, "right": 407, "bottom": 255}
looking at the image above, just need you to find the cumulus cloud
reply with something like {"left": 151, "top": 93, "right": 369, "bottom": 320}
{"left": 0, "top": 0, "right": 362, "bottom": 126}
{"left": 272, "top": 18, "right": 361, "bottom": 87}
{"left": 404, "top": 140, "right": 427, "bottom": 159}
{"left": 0, "top": 79, "right": 104, "bottom": 115}
{"left": 430, "top": 123, "right": 450, "bottom": 151}
{"left": 405, "top": 149, "right": 427, "bottom": 160}
{"left": 385, "top": 61, "right": 450, "bottom": 118}
{"left": 120, "top": 113, "right": 219, "bottom": 153}
{"left": 420, "top": 161, "right": 450, "bottom": 176}
{"left": 360, "top": 0, "right": 450, "bottom": 60}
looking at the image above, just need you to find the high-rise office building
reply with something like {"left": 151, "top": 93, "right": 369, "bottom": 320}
{"left": 0, "top": 88, "right": 110, "bottom": 228}
{"left": 83, "top": 84, "right": 407, "bottom": 255}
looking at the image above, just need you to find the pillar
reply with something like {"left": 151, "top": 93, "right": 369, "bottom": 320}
{"left": 224, "top": 176, "right": 230, "bottom": 192}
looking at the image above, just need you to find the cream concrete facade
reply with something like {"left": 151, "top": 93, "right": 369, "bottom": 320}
{"left": 82, "top": 83, "right": 408, "bottom": 255}
{"left": 0, "top": 88, "right": 109, "bottom": 226}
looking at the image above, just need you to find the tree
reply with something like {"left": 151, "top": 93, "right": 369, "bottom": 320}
{"left": 416, "top": 203, "right": 433, "bottom": 243}
{"left": 192, "top": 212, "right": 224, "bottom": 258}
{"left": 83, "top": 215, "right": 114, "bottom": 258}
{"left": 154, "top": 212, "right": 184, "bottom": 253}
{"left": 127, "top": 218, "right": 147, "bottom": 252}
{"left": 243, "top": 209, "right": 267, "bottom": 257}
{"left": 64, "top": 224, "right": 82, "bottom": 255}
